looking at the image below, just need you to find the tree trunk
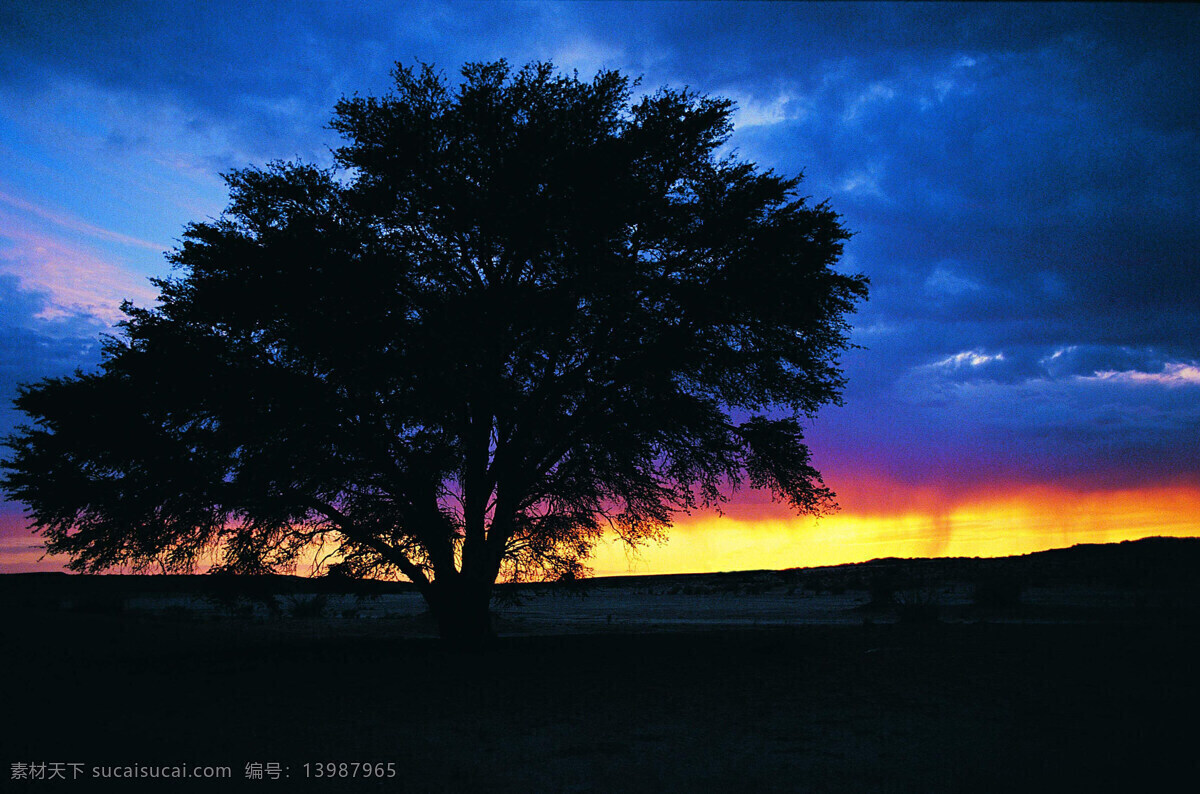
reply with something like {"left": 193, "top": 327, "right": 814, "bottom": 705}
{"left": 427, "top": 577, "right": 494, "bottom": 648}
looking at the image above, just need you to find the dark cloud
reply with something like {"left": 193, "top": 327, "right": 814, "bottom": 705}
{"left": 0, "top": 275, "right": 106, "bottom": 438}
{"left": 0, "top": 1, "right": 1197, "bottom": 502}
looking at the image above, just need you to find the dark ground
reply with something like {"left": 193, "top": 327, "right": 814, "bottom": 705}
{"left": 4, "top": 605, "right": 1199, "bottom": 792}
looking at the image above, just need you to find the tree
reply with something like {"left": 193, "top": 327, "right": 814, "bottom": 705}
{"left": 2, "top": 61, "right": 867, "bottom": 644}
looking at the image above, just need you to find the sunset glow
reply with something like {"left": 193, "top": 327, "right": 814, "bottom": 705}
{"left": 7, "top": 483, "right": 1195, "bottom": 577}
{"left": 589, "top": 484, "right": 1200, "bottom": 577}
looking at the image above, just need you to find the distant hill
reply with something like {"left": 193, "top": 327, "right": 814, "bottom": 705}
{"left": 520, "top": 535, "right": 1200, "bottom": 594}
{"left": 2, "top": 536, "right": 1197, "bottom": 600}
{"left": 776, "top": 535, "right": 1200, "bottom": 591}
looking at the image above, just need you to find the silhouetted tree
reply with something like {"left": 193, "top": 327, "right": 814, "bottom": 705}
{"left": 2, "top": 61, "right": 867, "bottom": 644}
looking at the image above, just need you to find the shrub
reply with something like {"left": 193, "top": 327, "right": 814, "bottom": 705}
{"left": 286, "top": 593, "right": 328, "bottom": 619}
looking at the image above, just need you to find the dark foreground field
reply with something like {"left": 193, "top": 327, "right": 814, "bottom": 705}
{"left": 5, "top": 605, "right": 1199, "bottom": 792}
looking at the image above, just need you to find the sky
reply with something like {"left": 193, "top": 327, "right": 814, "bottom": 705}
{"left": 1, "top": 2, "right": 1198, "bottom": 575}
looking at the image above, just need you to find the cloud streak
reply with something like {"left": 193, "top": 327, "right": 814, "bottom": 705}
{"left": 1088, "top": 362, "right": 1200, "bottom": 388}
{"left": 0, "top": 189, "right": 164, "bottom": 252}
{"left": 0, "top": 218, "right": 157, "bottom": 323}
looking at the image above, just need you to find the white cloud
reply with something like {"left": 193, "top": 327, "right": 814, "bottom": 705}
{"left": 1037, "top": 346, "right": 1198, "bottom": 387}
{"left": 1087, "top": 362, "right": 1200, "bottom": 387}
{"left": 838, "top": 161, "right": 888, "bottom": 199}
{"left": 932, "top": 349, "right": 1006, "bottom": 368}
{"left": 730, "top": 91, "right": 807, "bottom": 129}
{"left": 552, "top": 38, "right": 626, "bottom": 77}
{"left": 842, "top": 81, "right": 895, "bottom": 123}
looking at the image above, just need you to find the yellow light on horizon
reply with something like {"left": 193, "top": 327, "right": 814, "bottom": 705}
{"left": 4, "top": 484, "right": 1199, "bottom": 578}
{"left": 586, "top": 484, "right": 1200, "bottom": 577}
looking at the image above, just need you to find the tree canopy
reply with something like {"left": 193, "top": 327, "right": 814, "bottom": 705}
{"left": 2, "top": 60, "right": 867, "bottom": 642}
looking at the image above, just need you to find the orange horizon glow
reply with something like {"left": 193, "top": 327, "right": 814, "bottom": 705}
{"left": 585, "top": 482, "right": 1200, "bottom": 577}
{"left": 3, "top": 482, "right": 1199, "bottom": 577}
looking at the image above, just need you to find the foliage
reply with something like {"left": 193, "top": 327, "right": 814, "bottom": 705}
{"left": 285, "top": 593, "right": 329, "bottom": 619}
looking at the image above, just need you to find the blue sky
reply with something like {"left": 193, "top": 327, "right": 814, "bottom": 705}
{"left": 2, "top": 2, "right": 1198, "bottom": 568}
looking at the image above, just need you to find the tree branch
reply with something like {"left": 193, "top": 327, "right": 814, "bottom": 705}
{"left": 305, "top": 498, "right": 432, "bottom": 592}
